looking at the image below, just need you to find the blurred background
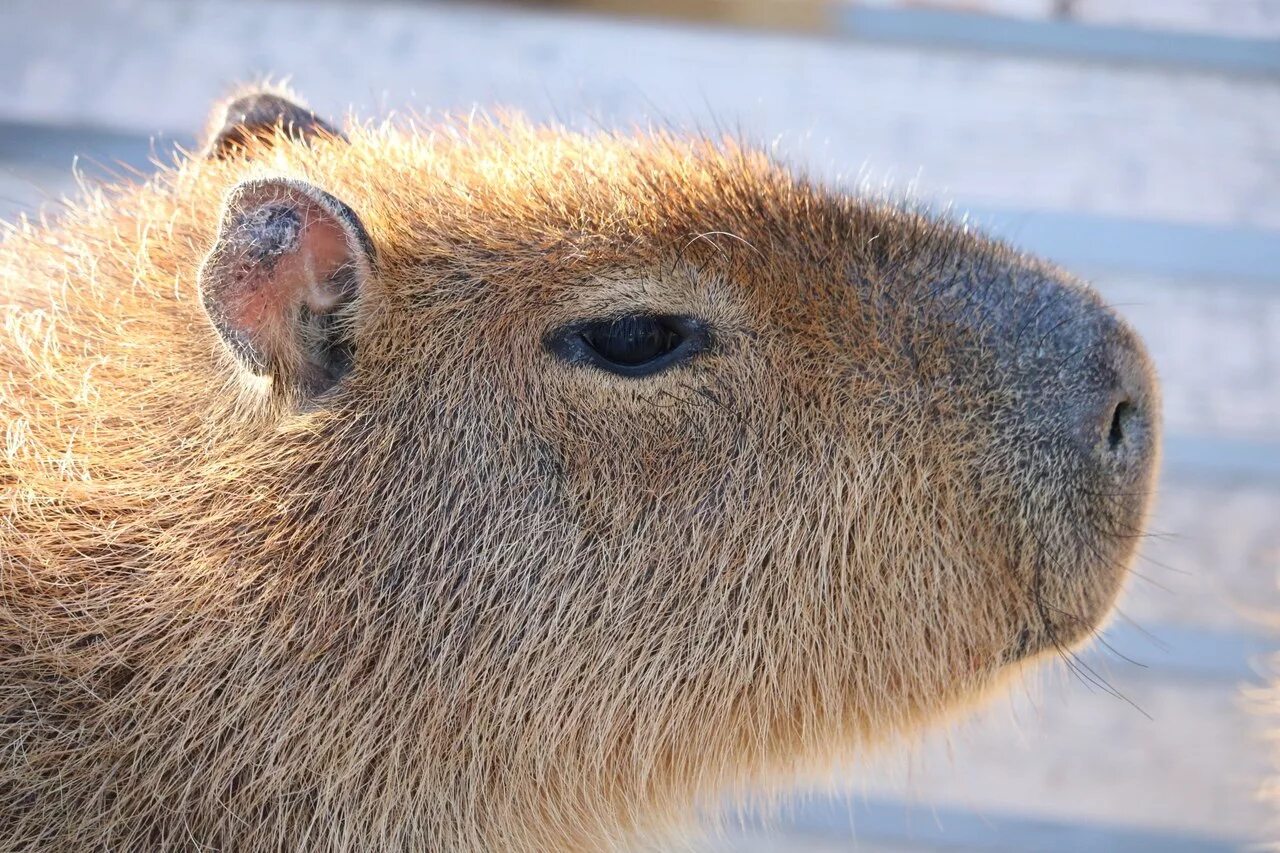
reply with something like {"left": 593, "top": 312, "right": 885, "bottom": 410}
{"left": 2, "top": 0, "right": 1278, "bottom": 849}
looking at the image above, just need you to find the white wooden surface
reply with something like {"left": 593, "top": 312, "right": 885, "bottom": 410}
{"left": 1, "top": 0, "right": 1277, "bottom": 849}
{"left": 847, "top": 0, "right": 1280, "bottom": 40}
{"left": 2, "top": 0, "right": 1279, "bottom": 229}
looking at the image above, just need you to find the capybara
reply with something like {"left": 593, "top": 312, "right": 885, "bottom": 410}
{"left": 0, "top": 87, "right": 1160, "bottom": 851}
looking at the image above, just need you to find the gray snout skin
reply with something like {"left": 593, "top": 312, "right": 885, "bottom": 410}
{"left": 937, "top": 252, "right": 1162, "bottom": 651}
{"left": 963, "top": 257, "right": 1160, "bottom": 502}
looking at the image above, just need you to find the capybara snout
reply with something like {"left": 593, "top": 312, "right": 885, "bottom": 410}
{"left": 896, "top": 249, "right": 1162, "bottom": 655}
{"left": 711, "top": 213, "right": 1164, "bottom": 665}
{"left": 941, "top": 251, "right": 1158, "bottom": 473}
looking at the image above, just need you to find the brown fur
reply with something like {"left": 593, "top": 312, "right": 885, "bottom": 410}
{"left": 0, "top": 92, "right": 1158, "bottom": 850}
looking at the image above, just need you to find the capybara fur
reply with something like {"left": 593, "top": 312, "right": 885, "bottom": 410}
{"left": 0, "top": 87, "right": 1160, "bottom": 851}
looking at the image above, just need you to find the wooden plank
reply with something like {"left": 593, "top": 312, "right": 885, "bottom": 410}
{"left": 1098, "top": 622, "right": 1270, "bottom": 685}
{"left": 540, "top": 0, "right": 1280, "bottom": 45}
{"left": 1163, "top": 435, "right": 1280, "bottom": 480}
{"left": 538, "top": 1, "right": 1280, "bottom": 74}
{"left": 705, "top": 673, "right": 1267, "bottom": 848}
{"left": 847, "top": 0, "right": 1056, "bottom": 20}
{"left": 715, "top": 797, "right": 1241, "bottom": 851}
{"left": 838, "top": 674, "right": 1268, "bottom": 839}
{"left": 835, "top": 5, "right": 1280, "bottom": 76}
{"left": 1118, "top": 475, "right": 1280, "bottom": 634}
{"left": 1089, "top": 274, "right": 1280, "bottom": 443}
{"left": 2, "top": 0, "right": 1279, "bottom": 229}
{"left": 972, "top": 208, "right": 1280, "bottom": 283}
{"left": 847, "top": 0, "right": 1280, "bottom": 41}
{"left": 558, "top": 0, "right": 829, "bottom": 31}
{"left": 1073, "top": 0, "right": 1280, "bottom": 41}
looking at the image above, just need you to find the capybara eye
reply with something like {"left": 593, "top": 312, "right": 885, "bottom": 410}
{"left": 583, "top": 317, "right": 679, "bottom": 365}
{"left": 546, "top": 315, "right": 709, "bottom": 377}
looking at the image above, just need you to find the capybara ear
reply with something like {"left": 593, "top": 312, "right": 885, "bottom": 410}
{"left": 198, "top": 177, "right": 374, "bottom": 398}
{"left": 204, "top": 89, "right": 344, "bottom": 159}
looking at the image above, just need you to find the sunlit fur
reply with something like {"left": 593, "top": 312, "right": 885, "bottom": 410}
{"left": 0, "top": 98, "right": 1158, "bottom": 850}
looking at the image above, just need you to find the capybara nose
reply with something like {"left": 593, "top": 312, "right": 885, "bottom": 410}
{"left": 1086, "top": 327, "right": 1156, "bottom": 466}
{"left": 959, "top": 258, "right": 1160, "bottom": 492}
{"left": 1056, "top": 296, "right": 1159, "bottom": 481}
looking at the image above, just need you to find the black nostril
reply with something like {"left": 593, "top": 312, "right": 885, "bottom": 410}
{"left": 1107, "top": 399, "right": 1133, "bottom": 450}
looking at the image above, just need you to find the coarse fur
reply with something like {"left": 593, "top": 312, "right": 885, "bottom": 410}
{"left": 0, "top": 90, "right": 1160, "bottom": 851}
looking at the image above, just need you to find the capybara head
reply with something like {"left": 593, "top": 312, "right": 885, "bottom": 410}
{"left": 0, "top": 88, "right": 1160, "bottom": 850}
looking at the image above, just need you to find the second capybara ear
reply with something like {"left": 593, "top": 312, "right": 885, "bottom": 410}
{"left": 198, "top": 177, "right": 374, "bottom": 399}
{"left": 204, "top": 88, "right": 344, "bottom": 159}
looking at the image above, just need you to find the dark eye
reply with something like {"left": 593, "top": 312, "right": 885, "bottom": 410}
{"left": 546, "top": 315, "right": 709, "bottom": 377}
{"left": 582, "top": 316, "right": 681, "bottom": 366}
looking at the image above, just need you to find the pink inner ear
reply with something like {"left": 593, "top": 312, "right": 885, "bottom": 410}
{"left": 200, "top": 179, "right": 366, "bottom": 380}
{"left": 297, "top": 215, "right": 354, "bottom": 312}
{"left": 224, "top": 207, "right": 352, "bottom": 335}
{"left": 225, "top": 208, "right": 348, "bottom": 327}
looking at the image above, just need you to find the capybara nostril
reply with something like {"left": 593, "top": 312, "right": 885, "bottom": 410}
{"left": 1106, "top": 398, "right": 1133, "bottom": 451}
{"left": 1086, "top": 318, "right": 1159, "bottom": 472}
